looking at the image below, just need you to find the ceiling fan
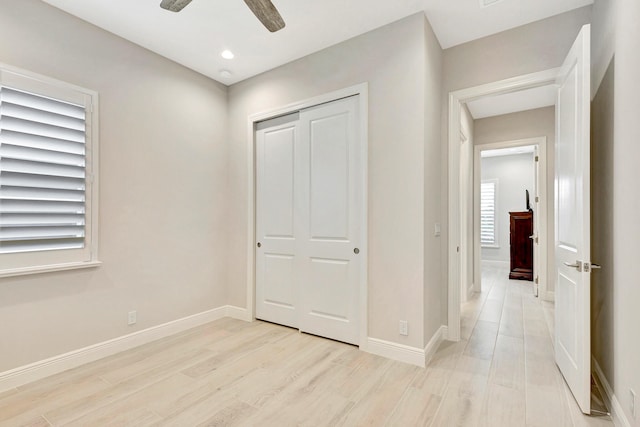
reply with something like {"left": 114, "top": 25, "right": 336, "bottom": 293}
{"left": 160, "top": 0, "right": 285, "bottom": 33}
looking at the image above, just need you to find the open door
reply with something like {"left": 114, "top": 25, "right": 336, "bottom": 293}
{"left": 532, "top": 146, "right": 540, "bottom": 297}
{"left": 554, "top": 24, "right": 592, "bottom": 414}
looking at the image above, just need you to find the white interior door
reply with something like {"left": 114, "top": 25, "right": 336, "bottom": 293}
{"left": 256, "top": 96, "right": 361, "bottom": 345}
{"left": 255, "top": 114, "right": 300, "bottom": 329}
{"left": 554, "top": 24, "right": 592, "bottom": 414}
{"left": 298, "top": 96, "right": 361, "bottom": 345}
{"left": 532, "top": 146, "right": 540, "bottom": 297}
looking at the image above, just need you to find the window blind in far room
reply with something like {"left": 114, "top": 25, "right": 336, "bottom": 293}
{"left": 480, "top": 180, "right": 497, "bottom": 246}
{"left": 0, "top": 86, "right": 87, "bottom": 254}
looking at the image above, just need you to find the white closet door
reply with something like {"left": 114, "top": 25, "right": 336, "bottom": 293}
{"left": 255, "top": 96, "right": 361, "bottom": 345}
{"left": 255, "top": 117, "right": 300, "bottom": 328}
{"left": 298, "top": 96, "right": 361, "bottom": 345}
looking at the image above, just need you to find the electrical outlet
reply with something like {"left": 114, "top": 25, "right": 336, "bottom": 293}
{"left": 399, "top": 320, "right": 408, "bottom": 336}
{"left": 631, "top": 389, "right": 637, "bottom": 419}
{"left": 128, "top": 310, "right": 137, "bottom": 325}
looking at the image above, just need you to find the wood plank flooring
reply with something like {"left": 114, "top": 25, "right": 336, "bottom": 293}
{"left": 0, "top": 265, "right": 613, "bottom": 426}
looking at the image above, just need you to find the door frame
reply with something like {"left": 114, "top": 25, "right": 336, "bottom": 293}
{"left": 459, "top": 127, "right": 473, "bottom": 303}
{"left": 472, "top": 137, "right": 549, "bottom": 301}
{"left": 246, "top": 83, "right": 369, "bottom": 347}
{"left": 447, "top": 69, "right": 559, "bottom": 341}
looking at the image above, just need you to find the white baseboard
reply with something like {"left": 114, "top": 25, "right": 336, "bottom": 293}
{"left": 366, "top": 338, "right": 426, "bottom": 367}
{"left": 466, "top": 284, "right": 475, "bottom": 301}
{"left": 592, "top": 356, "right": 632, "bottom": 427}
{"left": 365, "top": 325, "right": 447, "bottom": 369}
{"left": 1, "top": 305, "right": 446, "bottom": 394}
{"left": 424, "top": 325, "right": 447, "bottom": 366}
{"left": 0, "top": 305, "right": 248, "bottom": 393}
{"left": 225, "top": 305, "right": 252, "bottom": 321}
{"left": 440, "top": 325, "right": 450, "bottom": 341}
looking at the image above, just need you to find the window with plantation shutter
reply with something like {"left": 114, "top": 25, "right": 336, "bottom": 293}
{"left": 0, "top": 65, "right": 99, "bottom": 276}
{"left": 480, "top": 180, "right": 497, "bottom": 247}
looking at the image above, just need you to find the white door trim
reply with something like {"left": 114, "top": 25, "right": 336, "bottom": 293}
{"left": 459, "top": 131, "right": 473, "bottom": 303}
{"left": 447, "top": 69, "right": 559, "bottom": 341}
{"left": 473, "top": 137, "right": 549, "bottom": 301}
{"left": 246, "top": 83, "right": 369, "bottom": 348}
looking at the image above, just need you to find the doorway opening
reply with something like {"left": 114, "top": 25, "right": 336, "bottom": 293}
{"left": 446, "top": 68, "right": 559, "bottom": 342}
{"left": 446, "top": 24, "right": 599, "bottom": 417}
{"left": 473, "top": 138, "right": 549, "bottom": 300}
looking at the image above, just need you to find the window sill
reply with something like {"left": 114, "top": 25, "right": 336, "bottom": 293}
{"left": 0, "top": 261, "right": 102, "bottom": 279}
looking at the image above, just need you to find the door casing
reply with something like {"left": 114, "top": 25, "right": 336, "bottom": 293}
{"left": 246, "top": 83, "right": 369, "bottom": 348}
{"left": 447, "top": 68, "right": 559, "bottom": 341}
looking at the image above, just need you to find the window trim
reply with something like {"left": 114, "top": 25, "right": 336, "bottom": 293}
{"left": 0, "top": 62, "right": 100, "bottom": 278}
{"left": 480, "top": 178, "right": 498, "bottom": 248}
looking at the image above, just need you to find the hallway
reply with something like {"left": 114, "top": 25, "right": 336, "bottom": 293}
{"left": 429, "top": 264, "right": 612, "bottom": 426}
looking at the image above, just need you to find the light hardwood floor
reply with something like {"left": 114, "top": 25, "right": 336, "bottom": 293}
{"left": 0, "top": 265, "right": 613, "bottom": 426}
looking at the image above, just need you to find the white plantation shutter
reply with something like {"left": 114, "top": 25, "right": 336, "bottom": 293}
{"left": 0, "top": 66, "right": 98, "bottom": 275}
{"left": 480, "top": 180, "right": 497, "bottom": 246}
{"left": 0, "top": 86, "right": 86, "bottom": 253}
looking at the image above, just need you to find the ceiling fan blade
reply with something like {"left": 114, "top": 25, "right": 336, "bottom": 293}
{"left": 160, "top": 0, "right": 193, "bottom": 12}
{"left": 243, "top": 0, "right": 286, "bottom": 32}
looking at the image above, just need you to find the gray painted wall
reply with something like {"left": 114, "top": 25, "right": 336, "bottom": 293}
{"left": 0, "top": 0, "right": 229, "bottom": 372}
{"left": 591, "top": 57, "right": 616, "bottom": 418}
{"left": 422, "top": 18, "right": 446, "bottom": 345}
{"left": 591, "top": 0, "right": 640, "bottom": 424}
{"left": 227, "top": 14, "right": 444, "bottom": 349}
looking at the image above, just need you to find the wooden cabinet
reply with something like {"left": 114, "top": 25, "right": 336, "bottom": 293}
{"left": 509, "top": 211, "right": 533, "bottom": 281}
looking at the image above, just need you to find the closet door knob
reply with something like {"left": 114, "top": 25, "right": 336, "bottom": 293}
{"left": 257, "top": 242, "right": 262, "bottom": 248}
{"left": 353, "top": 248, "right": 360, "bottom": 254}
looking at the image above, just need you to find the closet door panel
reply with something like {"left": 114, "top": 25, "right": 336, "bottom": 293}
{"left": 308, "top": 113, "right": 350, "bottom": 240}
{"left": 299, "top": 96, "right": 361, "bottom": 345}
{"left": 255, "top": 121, "right": 299, "bottom": 328}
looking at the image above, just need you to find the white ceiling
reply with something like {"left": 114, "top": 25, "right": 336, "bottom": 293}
{"left": 467, "top": 84, "right": 557, "bottom": 119}
{"left": 41, "top": 0, "right": 593, "bottom": 85}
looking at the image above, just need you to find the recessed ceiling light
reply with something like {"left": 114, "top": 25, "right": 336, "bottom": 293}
{"left": 220, "top": 70, "right": 233, "bottom": 79}
{"left": 221, "top": 50, "right": 235, "bottom": 60}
